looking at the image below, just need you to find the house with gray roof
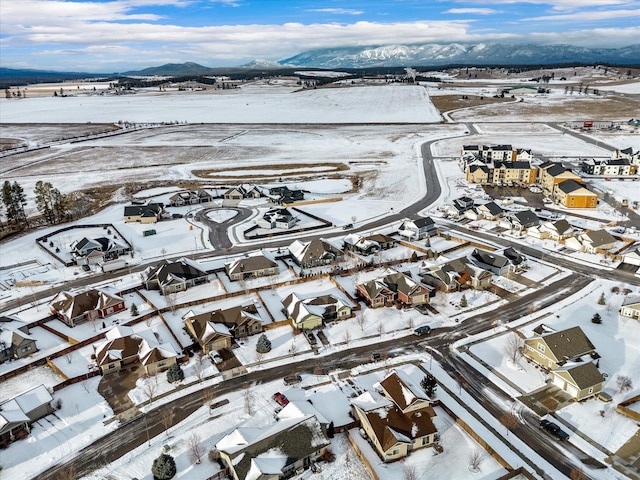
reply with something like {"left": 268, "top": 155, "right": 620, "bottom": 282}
{"left": 469, "top": 248, "right": 510, "bottom": 276}
{"left": 225, "top": 253, "right": 279, "bottom": 281}
{"left": 551, "top": 362, "right": 604, "bottom": 400}
{"left": 289, "top": 239, "right": 343, "bottom": 268}
{"left": 398, "top": 217, "right": 437, "bottom": 240}
{"left": 215, "top": 414, "right": 330, "bottom": 480}
{"left": 0, "top": 385, "right": 54, "bottom": 445}
{"left": 578, "top": 229, "right": 617, "bottom": 254}
{"left": 0, "top": 326, "right": 37, "bottom": 363}
{"left": 143, "top": 257, "right": 208, "bottom": 295}
{"left": 620, "top": 296, "right": 640, "bottom": 321}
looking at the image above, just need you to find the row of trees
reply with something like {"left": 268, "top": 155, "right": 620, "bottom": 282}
{"left": 1, "top": 180, "right": 68, "bottom": 229}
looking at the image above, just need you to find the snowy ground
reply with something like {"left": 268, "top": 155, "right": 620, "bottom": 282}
{"left": 1, "top": 77, "right": 639, "bottom": 480}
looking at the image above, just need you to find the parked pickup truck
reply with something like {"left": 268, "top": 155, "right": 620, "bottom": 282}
{"left": 540, "top": 419, "right": 570, "bottom": 441}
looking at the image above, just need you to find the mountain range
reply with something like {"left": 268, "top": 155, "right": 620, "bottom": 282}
{"left": 2, "top": 42, "right": 639, "bottom": 83}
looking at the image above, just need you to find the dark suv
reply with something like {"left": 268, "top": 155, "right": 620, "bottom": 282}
{"left": 540, "top": 419, "right": 570, "bottom": 441}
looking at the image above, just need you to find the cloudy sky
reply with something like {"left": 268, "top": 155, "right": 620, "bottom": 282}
{"left": 1, "top": 0, "right": 638, "bottom": 72}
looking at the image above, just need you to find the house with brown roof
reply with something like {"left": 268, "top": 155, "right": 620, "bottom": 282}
{"left": 289, "top": 239, "right": 343, "bottom": 269}
{"left": 524, "top": 326, "right": 598, "bottom": 370}
{"left": 49, "top": 289, "right": 125, "bottom": 327}
{"left": 357, "top": 271, "right": 431, "bottom": 308}
{"left": 93, "top": 326, "right": 177, "bottom": 375}
{"left": 356, "top": 280, "right": 395, "bottom": 308}
{"left": 183, "top": 304, "right": 263, "bottom": 344}
{"left": 420, "top": 257, "right": 492, "bottom": 292}
{"left": 351, "top": 370, "right": 437, "bottom": 462}
{"left": 182, "top": 311, "right": 233, "bottom": 354}
{"left": 283, "top": 292, "right": 352, "bottom": 330}
{"left": 550, "top": 362, "right": 604, "bottom": 400}
{"left": 143, "top": 258, "right": 208, "bottom": 295}
{"left": 225, "top": 254, "right": 279, "bottom": 281}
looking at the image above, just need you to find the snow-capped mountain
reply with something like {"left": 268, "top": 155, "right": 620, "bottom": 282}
{"left": 279, "top": 43, "right": 640, "bottom": 68}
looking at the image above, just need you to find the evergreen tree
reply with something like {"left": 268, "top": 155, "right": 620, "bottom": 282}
{"left": 410, "top": 251, "right": 418, "bottom": 262}
{"left": 256, "top": 333, "right": 272, "bottom": 353}
{"left": 420, "top": 373, "right": 438, "bottom": 397}
{"left": 598, "top": 292, "right": 606, "bottom": 305}
{"left": 460, "top": 294, "right": 467, "bottom": 308}
{"left": 34, "top": 181, "right": 67, "bottom": 224}
{"left": 130, "top": 303, "right": 139, "bottom": 316}
{"left": 591, "top": 313, "right": 602, "bottom": 324}
{"left": 2, "top": 181, "right": 28, "bottom": 227}
{"left": 166, "top": 362, "right": 184, "bottom": 383}
{"left": 151, "top": 453, "right": 177, "bottom": 480}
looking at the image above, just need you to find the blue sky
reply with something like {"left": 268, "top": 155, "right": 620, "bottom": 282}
{"left": 1, "top": 0, "right": 638, "bottom": 72}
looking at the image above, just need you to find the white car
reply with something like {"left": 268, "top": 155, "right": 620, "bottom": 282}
{"left": 210, "top": 351, "right": 223, "bottom": 364}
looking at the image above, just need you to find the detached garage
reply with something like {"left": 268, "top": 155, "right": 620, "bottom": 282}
{"left": 551, "top": 362, "right": 604, "bottom": 401}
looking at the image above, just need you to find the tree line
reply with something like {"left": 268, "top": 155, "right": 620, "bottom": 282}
{"left": 1, "top": 180, "right": 69, "bottom": 230}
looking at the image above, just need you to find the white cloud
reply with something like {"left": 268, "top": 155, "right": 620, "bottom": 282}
{"left": 308, "top": 8, "right": 364, "bottom": 15}
{"left": 445, "top": 8, "right": 500, "bottom": 15}
{"left": 456, "top": 0, "right": 631, "bottom": 11}
{"left": 524, "top": 8, "right": 640, "bottom": 21}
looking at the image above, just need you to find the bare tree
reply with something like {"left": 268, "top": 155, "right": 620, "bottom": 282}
{"left": 569, "top": 468, "right": 587, "bottom": 480}
{"left": 356, "top": 312, "right": 366, "bottom": 332}
{"left": 202, "top": 387, "right": 215, "bottom": 413}
{"left": 194, "top": 352, "right": 205, "bottom": 382}
{"left": 57, "top": 464, "right": 77, "bottom": 480}
{"left": 407, "top": 316, "right": 415, "bottom": 330}
{"left": 504, "top": 333, "right": 524, "bottom": 364}
{"left": 188, "top": 432, "right": 205, "bottom": 464}
{"left": 161, "top": 408, "right": 173, "bottom": 436}
{"left": 468, "top": 450, "right": 483, "bottom": 472}
{"left": 142, "top": 375, "right": 159, "bottom": 404}
{"left": 402, "top": 463, "right": 419, "bottom": 480}
{"left": 243, "top": 384, "right": 254, "bottom": 416}
{"left": 377, "top": 322, "right": 385, "bottom": 337}
{"left": 165, "top": 292, "right": 177, "bottom": 312}
{"left": 254, "top": 351, "right": 265, "bottom": 368}
{"left": 289, "top": 339, "right": 298, "bottom": 355}
{"left": 63, "top": 351, "right": 73, "bottom": 364}
{"left": 343, "top": 329, "right": 352, "bottom": 345}
{"left": 500, "top": 412, "right": 518, "bottom": 436}
{"left": 616, "top": 375, "right": 633, "bottom": 393}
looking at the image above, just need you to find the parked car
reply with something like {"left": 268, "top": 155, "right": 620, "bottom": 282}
{"left": 209, "top": 351, "right": 223, "bottom": 364}
{"left": 342, "top": 223, "right": 354, "bottom": 230}
{"left": 415, "top": 304, "right": 430, "bottom": 315}
{"left": 272, "top": 392, "right": 289, "bottom": 406}
{"left": 370, "top": 353, "right": 381, "bottom": 362}
{"left": 414, "top": 325, "right": 432, "bottom": 336}
{"left": 283, "top": 374, "right": 302, "bottom": 386}
{"left": 539, "top": 419, "right": 569, "bottom": 441}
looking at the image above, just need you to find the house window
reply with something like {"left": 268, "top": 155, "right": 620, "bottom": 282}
{"left": 537, "top": 343, "right": 545, "bottom": 353}
{"left": 421, "top": 436, "right": 430, "bottom": 445}
{"left": 588, "top": 387, "right": 593, "bottom": 394}
{"left": 21, "top": 345, "right": 32, "bottom": 353}
{"left": 108, "top": 364, "right": 115, "bottom": 369}
{"left": 159, "top": 361, "right": 165, "bottom": 367}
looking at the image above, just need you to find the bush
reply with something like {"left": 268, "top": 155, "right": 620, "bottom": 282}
{"left": 591, "top": 313, "right": 602, "bottom": 324}
{"left": 256, "top": 334, "right": 272, "bottom": 353}
{"left": 151, "top": 454, "right": 176, "bottom": 480}
{"left": 166, "top": 363, "right": 184, "bottom": 383}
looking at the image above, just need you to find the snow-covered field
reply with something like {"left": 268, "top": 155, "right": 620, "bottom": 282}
{"left": 1, "top": 78, "right": 639, "bottom": 480}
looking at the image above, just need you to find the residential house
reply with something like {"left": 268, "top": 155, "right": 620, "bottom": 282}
{"left": 623, "top": 247, "right": 640, "bottom": 266}
{"left": 420, "top": 257, "right": 492, "bottom": 292}
{"left": 579, "top": 230, "right": 617, "bottom": 254}
{"left": 215, "top": 414, "right": 330, "bottom": 480}
{"left": 507, "top": 210, "right": 540, "bottom": 231}
{"left": 289, "top": 239, "right": 343, "bottom": 268}
{"left": 617, "top": 146, "right": 640, "bottom": 166}
{"left": 357, "top": 272, "right": 431, "bottom": 307}
{"left": 283, "top": 292, "right": 352, "bottom": 330}
{"left": 398, "top": 217, "right": 437, "bottom": 240}
{"left": 554, "top": 180, "right": 598, "bottom": 209}
{"left": 476, "top": 201, "right": 504, "bottom": 220}
{"left": 356, "top": 280, "right": 396, "bottom": 308}
{"left": 143, "top": 258, "right": 208, "bottom": 294}
{"left": 469, "top": 249, "right": 510, "bottom": 276}
{"left": 351, "top": 370, "right": 437, "bottom": 462}
{"left": 619, "top": 296, "right": 640, "bottom": 321}
{"left": 524, "top": 326, "right": 598, "bottom": 370}
{"left": 168, "top": 189, "right": 214, "bottom": 206}
{"left": 461, "top": 144, "right": 516, "bottom": 162}
{"left": 225, "top": 254, "right": 279, "bottom": 281}
{"left": 223, "top": 185, "right": 262, "bottom": 201}
{"left": 537, "top": 162, "right": 581, "bottom": 192}
{"left": 123, "top": 202, "right": 163, "bottom": 223}
{"left": 551, "top": 362, "right": 604, "bottom": 400}
{"left": 49, "top": 289, "right": 125, "bottom": 327}
{"left": 0, "top": 326, "right": 37, "bottom": 363}
{"left": 365, "top": 233, "right": 396, "bottom": 250}
{"left": 70, "top": 236, "right": 130, "bottom": 264}
{"left": 343, "top": 233, "right": 381, "bottom": 256}
{"left": 502, "top": 247, "right": 527, "bottom": 272}
{"left": 269, "top": 186, "right": 305, "bottom": 204}
{"left": 533, "top": 219, "right": 575, "bottom": 241}
{"left": 182, "top": 311, "right": 233, "bottom": 354}
{"left": 93, "top": 326, "right": 178, "bottom": 375}
{"left": 183, "top": 304, "right": 263, "bottom": 344}
{"left": 255, "top": 208, "right": 298, "bottom": 229}
{"left": 0, "top": 385, "right": 54, "bottom": 445}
